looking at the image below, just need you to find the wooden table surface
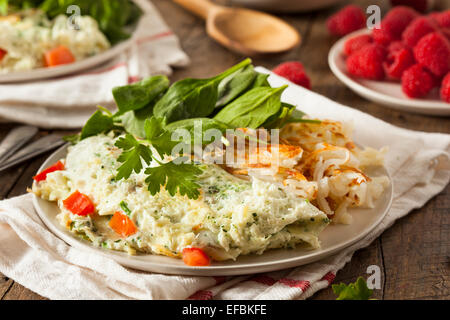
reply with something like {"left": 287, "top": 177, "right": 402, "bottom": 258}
{"left": 0, "top": 0, "right": 449, "bottom": 300}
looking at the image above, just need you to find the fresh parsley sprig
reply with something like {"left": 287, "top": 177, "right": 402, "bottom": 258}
{"left": 114, "top": 134, "right": 153, "bottom": 181}
{"left": 145, "top": 160, "right": 202, "bottom": 199}
{"left": 113, "top": 133, "right": 204, "bottom": 200}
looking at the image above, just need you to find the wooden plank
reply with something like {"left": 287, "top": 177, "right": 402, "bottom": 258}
{"left": 0, "top": 275, "right": 13, "bottom": 299}
{"left": 381, "top": 185, "right": 450, "bottom": 299}
{"left": 0, "top": 132, "right": 64, "bottom": 300}
{"left": 311, "top": 239, "right": 385, "bottom": 300}
{"left": 2, "top": 282, "right": 46, "bottom": 300}
{"left": 154, "top": 0, "right": 314, "bottom": 81}
{"left": 0, "top": 127, "right": 53, "bottom": 300}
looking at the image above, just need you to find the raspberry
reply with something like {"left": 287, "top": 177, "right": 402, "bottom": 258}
{"left": 440, "top": 72, "right": 450, "bottom": 102}
{"left": 441, "top": 28, "right": 450, "bottom": 41}
{"left": 272, "top": 62, "right": 311, "bottom": 89}
{"left": 402, "top": 64, "right": 435, "bottom": 98}
{"left": 428, "top": 11, "right": 441, "bottom": 23}
{"left": 373, "top": 6, "right": 419, "bottom": 45}
{"left": 346, "top": 44, "right": 387, "bottom": 80}
{"left": 343, "top": 34, "right": 373, "bottom": 56}
{"left": 402, "top": 17, "right": 439, "bottom": 47}
{"left": 327, "top": 5, "right": 366, "bottom": 37}
{"left": 388, "top": 41, "right": 409, "bottom": 53}
{"left": 384, "top": 47, "right": 415, "bottom": 80}
{"left": 434, "top": 10, "right": 450, "bottom": 28}
{"left": 413, "top": 32, "right": 450, "bottom": 77}
{"left": 390, "top": 0, "right": 430, "bottom": 13}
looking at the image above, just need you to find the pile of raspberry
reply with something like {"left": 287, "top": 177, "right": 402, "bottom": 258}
{"left": 329, "top": 5, "right": 450, "bottom": 102}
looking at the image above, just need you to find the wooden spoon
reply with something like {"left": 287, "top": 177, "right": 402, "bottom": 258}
{"left": 173, "top": 0, "right": 301, "bottom": 56}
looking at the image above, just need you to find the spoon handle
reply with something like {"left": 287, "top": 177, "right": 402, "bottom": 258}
{"left": 173, "top": 0, "right": 217, "bottom": 19}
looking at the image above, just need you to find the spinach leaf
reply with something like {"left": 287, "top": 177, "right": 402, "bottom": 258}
{"left": 262, "top": 102, "right": 295, "bottom": 129}
{"left": 80, "top": 109, "right": 114, "bottom": 140}
{"left": 62, "top": 133, "right": 80, "bottom": 145}
{"left": 153, "top": 59, "right": 252, "bottom": 124}
{"left": 215, "top": 65, "right": 257, "bottom": 108}
{"left": 165, "top": 118, "right": 229, "bottom": 137}
{"left": 214, "top": 85, "right": 288, "bottom": 129}
{"left": 146, "top": 117, "right": 229, "bottom": 157}
{"left": 166, "top": 118, "right": 229, "bottom": 147}
{"left": 112, "top": 75, "right": 169, "bottom": 115}
{"left": 118, "top": 103, "right": 154, "bottom": 139}
{"left": 285, "top": 108, "right": 322, "bottom": 124}
{"left": 250, "top": 72, "right": 271, "bottom": 89}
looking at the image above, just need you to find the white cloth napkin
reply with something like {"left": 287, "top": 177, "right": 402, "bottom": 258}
{"left": 0, "top": 0, "right": 189, "bottom": 129}
{"left": 0, "top": 68, "right": 449, "bottom": 300}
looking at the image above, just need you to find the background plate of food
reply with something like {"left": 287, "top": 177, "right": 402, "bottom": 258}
{"left": 30, "top": 59, "right": 393, "bottom": 276}
{"left": 0, "top": 0, "right": 142, "bottom": 83}
{"left": 329, "top": 29, "right": 450, "bottom": 116}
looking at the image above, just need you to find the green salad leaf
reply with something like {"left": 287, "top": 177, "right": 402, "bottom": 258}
{"left": 214, "top": 85, "right": 288, "bottom": 129}
{"left": 286, "top": 109, "right": 322, "bottom": 124}
{"left": 80, "top": 108, "right": 114, "bottom": 140}
{"left": 144, "top": 117, "right": 230, "bottom": 158}
{"left": 332, "top": 277, "right": 374, "bottom": 300}
{"left": 153, "top": 58, "right": 252, "bottom": 124}
{"left": 112, "top": 76, "right": 169, "bottom": 115}
{"left": 118, "top": 104, "right": 154, "bottom": 139}
{"left": 215, "top": 64, "right": 257, "bottom": 108}
{"left": 249, "top": 72, "right": 270, "bottom": 89}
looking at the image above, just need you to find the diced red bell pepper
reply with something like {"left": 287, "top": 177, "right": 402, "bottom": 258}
{"left": 33, "top": 160, "right": 65, "bottom": 182}
{"left": 44, "top": 46, "right": 75, "bottom": 67}
{"left": 109, "top": 211, "right": 137, "bottom": 238}
{"left": 182, "top": 247, "right": 211, "bottom": 266}
{"left": 63, "top": 191, "right": 95, "bottom": 216}
{"left": 0, "top": 48, "right": 7, "bottom": 61}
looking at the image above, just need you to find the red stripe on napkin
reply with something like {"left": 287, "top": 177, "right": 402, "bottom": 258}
{"left": 83, "top": 62, "right": 128, "bottom": 76}
{"left": 137, "top": 31, "right": 174, "bottom": 45}
{"left": 279, "top": 278, "right": 310, "bottom": 291}
{"left": 187, "top": 290, "right": 214, "bottom": 300}
{"left": 128, "top": 76, "right": 141, "bottom": 84}
{"left": 321, "top": 272, "right": 336, "bottom": 285}
{"left": 250, "top": 275, "right": 277, "bottom": 286}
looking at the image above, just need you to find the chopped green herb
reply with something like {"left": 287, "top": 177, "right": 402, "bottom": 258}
{"left": 120, "top": 201, "right": 132, "bottom": 216}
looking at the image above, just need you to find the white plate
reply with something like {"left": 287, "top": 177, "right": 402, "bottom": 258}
{"left": 329, "top": 29, "right": 450, "bottom": 116}
{"left": 32, "top": 144, "right": 393, "bottom": 276}
{"left": 0, "top": 29, "right": 136, "bottom": 84}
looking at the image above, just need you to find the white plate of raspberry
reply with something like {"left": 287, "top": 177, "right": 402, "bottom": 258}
{"left": 328, "top": 29, "right": 450, "bottom": 116}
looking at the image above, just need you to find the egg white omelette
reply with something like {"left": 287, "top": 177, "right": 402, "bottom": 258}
{"left": 33, "top": 134, "right": 330, "bottom": 261}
